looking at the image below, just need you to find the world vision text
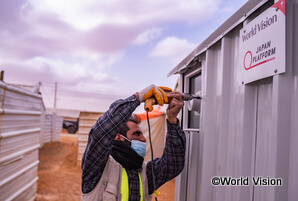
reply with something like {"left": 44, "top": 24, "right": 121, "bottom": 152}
{"left": 242, "top": 14, "right": 277, "bottom": 42}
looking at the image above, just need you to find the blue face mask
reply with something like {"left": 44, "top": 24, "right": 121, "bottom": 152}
{"left": 121, "top": 135, "right": 146, "bottom": 157}
{"left": 131, "top": 140, "right": 146, "bottom": 157}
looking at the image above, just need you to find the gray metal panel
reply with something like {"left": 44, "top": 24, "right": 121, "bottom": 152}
{"left": 0, "top": 81, "right": 41, "bottom": 201}
{"left": 54, "top": 115, "right": 63, "bottom": 142}
{"left": 174, "top": 132, "right": 190, "bottom": 201}
{"left": 288, "top": 3, "right": 298, "bottom": 201}
{"left": 254, "top": 78, "right": 275, "bottom": 200}
{"left": 39, "top": 109, "right": 45, "bottom": 147}
{"left": 45, "top": 114, "right": 63, "bottom": 143}
{"left": 187, "top": 132, "right": 203, "bottom": 201}
{"left": 43, "top": 114, "right": 52, "bottom": 143}
{"left": 171, "top": 0, "right": 297, "bottom": 201}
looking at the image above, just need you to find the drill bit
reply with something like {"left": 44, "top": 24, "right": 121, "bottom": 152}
{"left": 182, "top": 93, "right": 202, "bottom": 101}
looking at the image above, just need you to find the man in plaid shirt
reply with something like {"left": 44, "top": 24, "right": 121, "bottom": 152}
{"left": 81, "top": 85, "right": 186, "bottom": 201}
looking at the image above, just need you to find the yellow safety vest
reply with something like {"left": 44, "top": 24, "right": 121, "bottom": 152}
{"left": 121, "top": 168, "right": 143, "bottom": 201}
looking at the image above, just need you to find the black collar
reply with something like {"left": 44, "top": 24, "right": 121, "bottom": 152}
{"left": 111, "top": 140, "right": 144, "bottom": 170}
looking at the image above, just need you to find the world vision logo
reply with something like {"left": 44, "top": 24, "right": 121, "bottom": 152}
{"left": 241, "top": 14, "right": 278, "bottom": 43}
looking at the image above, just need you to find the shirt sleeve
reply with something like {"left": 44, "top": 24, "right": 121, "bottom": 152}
{"left": 81, "top": 94, "right": 140, "bottom": 194}
{"left": 146, "top": 119, "right": 186, "bottom": 194}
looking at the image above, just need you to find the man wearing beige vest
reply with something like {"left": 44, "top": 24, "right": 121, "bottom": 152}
{"left": 81, "top": 85, "right": 186, "bottom": 201}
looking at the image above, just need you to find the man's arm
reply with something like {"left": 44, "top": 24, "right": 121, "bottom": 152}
{"left": 81, "top": 94, "right": 140, "bottom": 193}
{"left": 146, "top": 120, "right": 186, "bottom": 194}
{"left": 146, "top": 92, "right": 186, "bottom": 194}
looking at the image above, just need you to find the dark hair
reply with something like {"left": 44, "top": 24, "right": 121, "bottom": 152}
{"left": 119, "top": 114, "right": 141, "bottom": 137}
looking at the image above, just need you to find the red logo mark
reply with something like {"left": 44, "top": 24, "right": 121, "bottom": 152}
{"left": 243, "top": 51, "right": 276, "bottom": 70}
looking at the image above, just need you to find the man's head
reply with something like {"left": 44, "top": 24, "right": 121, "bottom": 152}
{"left": 115, "top": 115, "right": 146, "bottom": 143}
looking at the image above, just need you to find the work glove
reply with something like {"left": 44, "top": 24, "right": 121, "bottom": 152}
{"left": 137, "top": 84, "right": 172, "bottom": 106}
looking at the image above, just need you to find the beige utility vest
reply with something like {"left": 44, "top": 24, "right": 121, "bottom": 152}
{"left": 81, "top": 156, "right": 152, "bottom": 201}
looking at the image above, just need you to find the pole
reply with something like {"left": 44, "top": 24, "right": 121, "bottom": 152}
{"left": 0, "top": 71, "right": 4, "bottom": 81}
{"left": 54, "top": 82, "right": 57, "bottom": 109}
{"left": 52, "top": 82, "right": 57, "bottom": 142}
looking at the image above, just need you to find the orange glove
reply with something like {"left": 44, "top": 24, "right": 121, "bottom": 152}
{"left": 137, "top": 84, "right": 172, "bottom": 106}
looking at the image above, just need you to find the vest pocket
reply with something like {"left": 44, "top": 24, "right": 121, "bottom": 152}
{"left": 103, "top": 183, "right": 118, "bottom": 201}
{"left": 102, "top": 191, "right": 117, "bottom": 201}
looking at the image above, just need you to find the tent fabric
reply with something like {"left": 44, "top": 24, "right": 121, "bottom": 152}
{"left": 136, "top": 106, "right": 163, "bottom": 121}
{"left": 139, "top": 114, "right": 167, "bottom": 162}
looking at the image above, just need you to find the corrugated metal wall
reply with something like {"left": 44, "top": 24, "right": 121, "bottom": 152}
{"left": 77, "top": 111, "right": 103, "bottom": 166}
{"left": 171, "top": 0, "right": 298, "bottom": 201}
{"left": 52, "top": 114, "right": 63, "bottom": 142}
{"left": 43, "top": 114, "right": 52, "bottom": 143}
{"left": 0, "top": 81, "right": 42, "bottom": 201}
{"left": 42, "top": 114, "right": 63, "bottom": 144}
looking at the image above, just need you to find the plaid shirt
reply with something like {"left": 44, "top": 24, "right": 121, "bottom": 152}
{"left": 81, "top": 94, "right": 186, "bottom": 201}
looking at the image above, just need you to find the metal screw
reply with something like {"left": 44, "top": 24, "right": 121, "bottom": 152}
{"left": 276, "top": 7, "right": 279, "bottom": 12}
{"left": 274, "top": 69, "right": 278, "bottom": 73}
{"left": 242, "top": 81, "right": 244, "bottom": 85}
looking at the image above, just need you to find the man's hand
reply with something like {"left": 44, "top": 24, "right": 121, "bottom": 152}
{"left": 166, "top": 92, "right": 184, "bottom": 124}
{"left": 136, "top": 84, "right": 172, "bottom": 106}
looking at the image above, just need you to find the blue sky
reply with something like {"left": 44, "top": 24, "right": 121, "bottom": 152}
{"left": 0, "top": 0, "right": 247, "bottom": 113}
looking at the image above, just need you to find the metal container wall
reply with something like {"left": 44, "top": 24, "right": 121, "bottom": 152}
{"left": 0, "top": 81, "right": 42, "bottom": 201}
{"left": 42, "top": 114, "right": 63, "bottom": 144}
{"left": 43, "top": 114, "right": 52, "bottom": 143}
{"left": 170, "top": 0, "right": 298, "bottom": 201}
{"left": 77, "top": 111, "right": 103, "bottom": 166}
{"left": 39, "top": 108, "right": 45, "bottom": 148}
{"left": 53, "top": 115, "right": 63, "bottom": 142}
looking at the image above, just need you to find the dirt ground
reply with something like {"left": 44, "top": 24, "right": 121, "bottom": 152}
{"left": 35, "top": 132, "right": 175, "bottom": 201}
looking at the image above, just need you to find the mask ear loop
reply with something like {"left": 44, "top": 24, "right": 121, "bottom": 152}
{"left": 146, "top": 109, "right": 158, "bottom": 201}
{"left": 120, "top": 134, "right": 132, "bottom": 143}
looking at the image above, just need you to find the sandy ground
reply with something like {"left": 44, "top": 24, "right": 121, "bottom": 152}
{"left": 35, "top": 135, "right": 81, "bottom": 201}
{"left": 35, "top": 132, "right": 175, "bottom": 201}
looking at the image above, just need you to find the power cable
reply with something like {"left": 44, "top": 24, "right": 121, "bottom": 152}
{"left": 146, "top": 109, "right": 158, "bottom": 201}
